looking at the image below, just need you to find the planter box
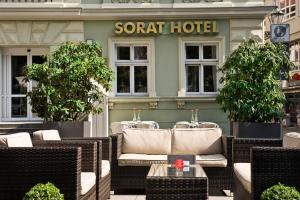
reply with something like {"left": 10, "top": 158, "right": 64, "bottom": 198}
{"left": 42, "top": 121, "right": 91, "bottom": 138}
{"left": 232, "top": 122, "right": 282, "bottom": 139}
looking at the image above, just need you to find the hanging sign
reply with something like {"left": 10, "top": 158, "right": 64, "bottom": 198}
{"left": 271, "top": 24, "right": 290, "bottom": 43}
{"left": 115, "top": 21, "right": 219, "bottom": 35}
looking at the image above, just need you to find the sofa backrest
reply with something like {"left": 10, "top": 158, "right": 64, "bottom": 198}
{"left": 122, "top": 128, "right": 172, "bottom": 154}
{"left": 0, "top": 132, "right": 33, "bottom": 147}
{"left": 283, "top": 132, "right": 300, "bottom": 148}
{"left": 172, "top": 128, "right": 222, "bottom": 155}
{"left": 32, "top": 130, "right": 61, "bottom": 141}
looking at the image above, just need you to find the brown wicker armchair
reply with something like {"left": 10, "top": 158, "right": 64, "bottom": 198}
{"left": 0, "top": 140, "right": 98, "bottom": 200}
{"left": 233, "top": 138, "right": 300, "bottom": 200}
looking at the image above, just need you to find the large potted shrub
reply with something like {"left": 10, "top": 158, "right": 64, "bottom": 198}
{"left": 24, "top": 41, "right": 114, "bottom": 137}
{"left": 217, "top": 39, "right": 294, "bottom": 138}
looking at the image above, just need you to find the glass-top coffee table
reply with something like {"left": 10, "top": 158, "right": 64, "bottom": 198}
{"left": 146, "top": 164, "right": 208, "bottom": 200}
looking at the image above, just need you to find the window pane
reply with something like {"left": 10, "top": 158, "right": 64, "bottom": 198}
{"left": 117, "top": 66, "right": 130, "bottom": 93}
{"left": 32, "top": 56, "right": 46, "bottom": 91}
{"left": 134, "top": 66, "right": 147, "bottom": 93}
{"left": 186, "top": 66, "right": 199, "bottom": 92}
{"left": 204, "top": 65, "right": 217, "bottom": 92}
{"left": 11, "top": 56, "right": 27, "bottom": 94}
{"left": 117, "top": 46, "right": 130, "bottom": 60}
{"left": 134, "top": 46, "right": 147, "bottom": 60}
{"left": 186, "top": 45, "right": 199, "bottom": 59}
{"left": 203, "top": 45, "right": 217, "bottom": 59}
{"left": 11, "top": 97, "right": 27, "bottom": 118}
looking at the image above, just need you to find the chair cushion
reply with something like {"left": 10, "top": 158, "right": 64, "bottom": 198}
{"left": 234, "top": 163, "right": 251, "bottom": 193}
{"left": 101, "top": 160, "right": 110, "bottom": 178}
{"left": 81, "top": 172, "right": 96, "bottom": 195}
{"left": 196, "top": 154, "right": 227, "bottom": 167}
{"left": 32, "top": 130, "right": 61, "bottom": 141}
{"left": 283, "top": 132, "right": 300, "bottom": 148}
{"left": 172, "top": 128, "right": 222, "bottom": 155}
{"left": 122, "top": 129, "right": 172, "bottom": 154}
{"left": 0, "top": 132, "right": 33, "bottom": 147}
{"left": 118, "top": 154, "right": 167, "bottom": 166}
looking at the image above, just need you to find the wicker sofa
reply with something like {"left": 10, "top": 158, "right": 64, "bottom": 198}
{"left": 233, "top": 132, "right": 300, "bottom": 200}
{"left": 32, "top": 130, "right": 112, "bottom": 200}
{"left": 111, "top": 128, "right": 233, "bottom": 195}
{"left": 0, "top": 132, "right": 98, "bottom": 200}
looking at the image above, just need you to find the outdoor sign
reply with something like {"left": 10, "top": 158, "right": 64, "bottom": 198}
{"left": 271, "top": 24, "right": 290, "bottom": 43}
{"left": 115, "top": 21, "right": 219, "bottom": 35}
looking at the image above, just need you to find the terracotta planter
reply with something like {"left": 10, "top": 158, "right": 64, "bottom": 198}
{"left": 42, "top": 121, "right": 91, "bottom": 138}
{"left": 231, "top": 122, "right": 282, "bottom": 139}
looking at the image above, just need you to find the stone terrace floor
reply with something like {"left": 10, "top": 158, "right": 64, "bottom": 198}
{"left": 110, "top": 195, "right": 233, "bottom": 200}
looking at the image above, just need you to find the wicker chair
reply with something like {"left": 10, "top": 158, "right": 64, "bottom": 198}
{"left": 233, "top": 138, "right": 300, "bottom": 200}
{"left": 0, "top": 140, "right": 98, "bottom": 200}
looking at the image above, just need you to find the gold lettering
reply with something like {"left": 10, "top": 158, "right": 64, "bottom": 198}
{"left": 204, "top": 21, "right": 211, "bottom": 33}
{"left": 171, "top": 22, "right": 182, "bottom": 33}
{"left": 115, "top": 22, "right": 123, "bottom": 34}
{"left": 194, "top": 21, "right": 203, "bottom": 33}
{"left": 146, "top": 22, "right": 158, "bottom": 34}
{"left": 124, "top": 22, "right": 136, "bottom": 34}
{"left": 212, "top": 21, "right": 218, "bottom": 33}
{"left": 156, "top": 22, "right": 165, "bottom": 33}
{"left": 183, "top": 21, "right": 195, "bottom": 33}
{"left": 136, "top": 22, "right": 145, "bottom": 34}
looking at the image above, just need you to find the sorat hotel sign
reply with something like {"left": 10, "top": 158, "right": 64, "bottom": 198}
{"left": 115, "top": 21, "right": 219, "bottom": 34}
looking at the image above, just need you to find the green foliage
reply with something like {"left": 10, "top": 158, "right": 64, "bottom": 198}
{"left": 24, "top": 182, "right": 64, "bottom": 200}
{"left": 24, "top": 41, "right": 114, "bottom": 121}
{"left": 261, "top": 183, "right": 300, "bottom": 200}
{"left": 216, "top": 39, "right": 294, "bottom": 122}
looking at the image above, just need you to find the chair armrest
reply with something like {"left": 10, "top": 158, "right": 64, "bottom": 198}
{"left": 110, "top": 133, "right": 122, "bottom": 165}
{"left": 222, "top": 135, "right": 234, "bottom": 167}
{"left": 251, "top": 147, "right": 300, "bottom": 200}
{"left": 233, "top": 138, "right": 282, "bottom": 163}
{"left": 0, "top": 147, "right": 81, "bottom": 200}
{"left": 33, "top": 140, "right": 98, "bottom": 173}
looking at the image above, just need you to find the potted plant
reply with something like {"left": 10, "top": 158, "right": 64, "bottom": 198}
{"left": 24, "top": 182, "right": 64, "bottom": 200}
{"left": 261, "top": 183, "right": 300, "bottom": 200}
{"left": 217, "top": 39, "right": 294, "bottom": 138}
{"left": 24, "top": 41, "right": 114, "bottom": 137}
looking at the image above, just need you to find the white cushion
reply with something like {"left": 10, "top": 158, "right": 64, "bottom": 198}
{"left": 101, "top": 160, "right": 110, "bottom": 178}
{"left": 118, "top": 154, "right": 167, "bottom": 166}
{"left": 283, "top": 132, "right": 300, "bottom": 148}
{"left": 32, "top": 130, "right": 61, "bottom": 141}
{"left": 122, "top": 129, "right": 172, "bottom": 155}
{"left": 196, "top": 154, "right": 227, "bottom": 167}
{"left": 234, "top": 163, "right": 251, "bottom": 193}
{"left": 0, "top": 132, "right": 33, "bottom": 147}
{"left": 172, "top": 128, "right": 222, "bottom": 155}
{"left": 81, "top": 172, "right": 96, "bottom": 195}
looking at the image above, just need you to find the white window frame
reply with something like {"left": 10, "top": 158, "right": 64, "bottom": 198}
{"left": 290, "top": 41, "right": 300, "bottom": 70}
{"left": 0, "top": 47, "right": 48, "bottom": 121}
{"left": 109, "top": 38, "right": 156, "bottom": 97}
{"left": 279, "top": 0, "right": 297, "bottom": 21}
{"left": 178, "top": 36, "right": 225, "bottom": 97}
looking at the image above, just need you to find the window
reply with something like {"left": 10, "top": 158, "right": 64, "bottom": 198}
{"left": 115, "top": 44, "right": 149, "bottom": 95}
{"left": 290, "top": 42, "right": 300, "bottom": 70}
{"left": 184, "top": 43, "right": 218, "bottom": 94}
{"left": 279, "top": 0, "right": 296, "bottom": 21}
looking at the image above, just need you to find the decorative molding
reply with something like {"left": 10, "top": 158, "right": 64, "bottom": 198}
{"left": 177, "top": 101, "right": 185, "bottom": 109}
{"left": 108, "top": 102, "right": 115, "bottom": 109}
{"left": 0, "top": 21, "right": 84, "bottom": 46}
{"left": 149, "top": 102, "right": 158, "bottom": 109}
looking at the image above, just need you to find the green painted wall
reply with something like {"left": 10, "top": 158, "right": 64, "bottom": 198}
{"left": 84, "top": 20, "right": 231, "bottom": 134}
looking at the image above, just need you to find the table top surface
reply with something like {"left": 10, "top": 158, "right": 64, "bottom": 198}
{"left": 147, "top": 164, "right": 207, "bottom": 179}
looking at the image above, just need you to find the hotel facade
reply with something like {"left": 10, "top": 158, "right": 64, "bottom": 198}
{"left": 0, "top": 0, "right": 272, "bottom": 136}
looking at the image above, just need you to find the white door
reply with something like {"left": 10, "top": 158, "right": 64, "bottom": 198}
{"left": 0, "top": 48, "right": 48, "bottom": 121}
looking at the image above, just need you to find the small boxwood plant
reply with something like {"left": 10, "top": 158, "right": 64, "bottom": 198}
{"left": 24, "top": 182, "right": 64, "bottom": 200}
{"left": 261, "top": 183, "right": 300, "bottom": 200}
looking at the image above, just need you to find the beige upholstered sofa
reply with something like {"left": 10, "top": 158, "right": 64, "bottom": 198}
{"left": 111, "top": 128, "right": 233, "bottom": 195}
